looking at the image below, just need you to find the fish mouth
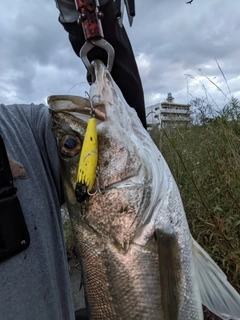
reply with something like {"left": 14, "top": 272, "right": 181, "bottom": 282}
{"left": 47, "top": 94, "right": 107, "bottom": 122}
{"left": 75, "top": 175, "right": 145, "bottom": 204}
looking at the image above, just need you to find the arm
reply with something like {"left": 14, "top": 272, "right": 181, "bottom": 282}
{"left": 54, "top": 0, "right": 147, "bottom": 129}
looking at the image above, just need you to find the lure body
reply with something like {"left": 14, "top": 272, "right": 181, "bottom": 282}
{"left": 77, "top": 117, "right": 98, "bottom": 191}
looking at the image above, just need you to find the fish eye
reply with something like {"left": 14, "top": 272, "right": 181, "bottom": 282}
{"left": 64, "top": 137, "right": 77, "bottom": 150}
{"left": 60, "top": 134, "right": 82, "bottom": 157}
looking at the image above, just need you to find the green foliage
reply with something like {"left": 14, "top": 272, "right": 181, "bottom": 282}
{"left": 190, "top": 97, "right": 216, "bottom": 125}
{"left": 150, "top": 103, "right": 240, "bottom": 292}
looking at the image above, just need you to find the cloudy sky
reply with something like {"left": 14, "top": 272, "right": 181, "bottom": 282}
{"left": 1, "top": 0, "right": 240, "bottom": 113}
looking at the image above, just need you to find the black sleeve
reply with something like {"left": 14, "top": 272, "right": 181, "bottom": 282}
{"left": 59, "top": 1, "right": 147, "bottom": 129}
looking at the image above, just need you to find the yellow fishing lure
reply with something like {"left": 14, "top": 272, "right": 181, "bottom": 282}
{"left": 76, "top": 117, "right": 98, "bottom": 191}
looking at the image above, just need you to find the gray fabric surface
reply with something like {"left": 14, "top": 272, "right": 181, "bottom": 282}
{"left": 0, "top": 103, "right": 75, "bottom": 320}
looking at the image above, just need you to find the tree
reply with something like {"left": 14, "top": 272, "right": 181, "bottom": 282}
{"left": 190, "top": 97, "right": 216, "bottom": 125}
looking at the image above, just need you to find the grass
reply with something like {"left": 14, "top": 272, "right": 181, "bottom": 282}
{"left": 150, "top": 99, "right": 240, "bottom": 293}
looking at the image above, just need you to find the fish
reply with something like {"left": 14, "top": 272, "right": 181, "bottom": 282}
{"left": 49, "top": 60, "right": 240, "bottom": 320}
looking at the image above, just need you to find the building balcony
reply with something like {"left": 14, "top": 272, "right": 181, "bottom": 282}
{"left": 161, "top": 116, "right": 191, "bottom": 122}
{"left": 160, "top": 108, "right": 190, "bottom": 115}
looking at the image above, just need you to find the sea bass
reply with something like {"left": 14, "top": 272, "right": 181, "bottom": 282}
{"left": 49, "top": 60, "right": 240, "bottom": 320}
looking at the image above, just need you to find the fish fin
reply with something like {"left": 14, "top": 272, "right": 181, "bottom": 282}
{"left": 192, "top": 238, "right": 240, "bottom": 320}
{"left": 156, "top": 228, "right": 181, "bottom": 320}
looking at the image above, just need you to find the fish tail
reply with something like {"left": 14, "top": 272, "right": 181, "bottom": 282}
{"left": 192, "top": 238, "right": 240, "bottom": 320}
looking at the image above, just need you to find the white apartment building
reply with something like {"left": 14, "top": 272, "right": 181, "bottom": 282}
{"left": 146, "top": 93, "right": 191, "bottom": 128}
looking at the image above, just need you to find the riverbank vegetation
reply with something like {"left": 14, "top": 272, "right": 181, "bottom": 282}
{"left": 150, "top": 96, "right": 240, "bottom": 296}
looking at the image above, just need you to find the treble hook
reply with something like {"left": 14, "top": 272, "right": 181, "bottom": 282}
{"left": 87, "top": 166, "right": 105, "bottom": 196}
{"left": 85, "top": 91, "right": 102, "bottom": 118}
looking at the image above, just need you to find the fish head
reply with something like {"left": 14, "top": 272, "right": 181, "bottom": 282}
{"left": 49, "top": 60, "right": 154, "bottom": 250}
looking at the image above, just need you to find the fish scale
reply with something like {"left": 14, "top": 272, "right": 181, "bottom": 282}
{"left": 77, "top": 226, "right": 117, "bottom": 319}
{"left": 84, "top": 187, "right": 145, "bottom": 250}
{"left": 77, "top": 222, "right": 163, "bottom": 319}
{"left": 105, "top": 244, "right": 163, "bottom": 319}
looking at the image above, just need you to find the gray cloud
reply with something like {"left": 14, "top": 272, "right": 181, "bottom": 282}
{"left": 1, "top": 0, "right": 240, "bottom": 111}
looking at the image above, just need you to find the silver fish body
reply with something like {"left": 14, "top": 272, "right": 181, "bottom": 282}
{"left": 49, "top": 61, "right": 240, "bottom": 320}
